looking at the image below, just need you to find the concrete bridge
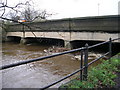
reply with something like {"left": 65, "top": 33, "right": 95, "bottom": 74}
{"left": 5, "top": 15, "right": 120, "bottom": 47}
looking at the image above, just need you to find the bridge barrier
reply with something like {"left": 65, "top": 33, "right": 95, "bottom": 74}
{"left": 7, "top": 15, "right": 120, "bottom": 33}
{"left": 0, "top": 38, "right": 120, "bottom": 89}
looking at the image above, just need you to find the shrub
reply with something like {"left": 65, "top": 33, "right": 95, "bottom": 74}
{"left": 60, "top": 55, "right": 120, "bottom": 89}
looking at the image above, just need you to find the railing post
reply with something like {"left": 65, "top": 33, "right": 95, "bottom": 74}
{"left": 109, "top": 38, "right": 112, "bottom": 59}
{"left": 83, "top": 43, "right": 88, "bottom": 81}
{"left": 80, "top": 50, "right": 83, "bottom": 81}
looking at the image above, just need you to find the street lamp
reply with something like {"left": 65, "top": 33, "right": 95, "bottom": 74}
{"left": 98, "top": 3, "right": 100, "bottom": 16}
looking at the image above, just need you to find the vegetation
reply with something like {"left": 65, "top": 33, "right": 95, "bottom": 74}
{"left": 60, "top": 53, "right": 120, "bottom": 89}
{"left": 0, "top": 0, "right": 52, "bottom": 22}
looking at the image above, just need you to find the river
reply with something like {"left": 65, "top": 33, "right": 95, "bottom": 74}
{"left": 2, "top": 42, "right": 82, "bottom": 88}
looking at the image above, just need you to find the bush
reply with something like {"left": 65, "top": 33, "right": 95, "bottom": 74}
{"left": 60, "top": 54, "right": 120, "bottom": 89}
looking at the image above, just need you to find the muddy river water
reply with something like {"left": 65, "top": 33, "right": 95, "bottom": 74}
{"left": 1, "top": 42, "right": 102, "bottom": 88}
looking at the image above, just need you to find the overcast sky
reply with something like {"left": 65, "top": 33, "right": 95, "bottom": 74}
{"left": 6, "top": 0, "right": 120, "bottom": 19}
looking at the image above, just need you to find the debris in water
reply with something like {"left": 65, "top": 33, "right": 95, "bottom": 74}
{"left": 44, "top": 46, "right": 70, "bottom": 54}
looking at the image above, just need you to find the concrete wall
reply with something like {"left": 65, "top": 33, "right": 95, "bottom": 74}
{"left": 7, "top": 15, "right": 120, "bottom": 33}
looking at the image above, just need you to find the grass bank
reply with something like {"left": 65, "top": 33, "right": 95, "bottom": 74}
{"left": 60, "top": 53, "right": 120, "bottom": 89}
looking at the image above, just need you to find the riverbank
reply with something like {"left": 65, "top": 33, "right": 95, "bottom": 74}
{"left": 60, "top": 53, "right": 120, "bottom": 89}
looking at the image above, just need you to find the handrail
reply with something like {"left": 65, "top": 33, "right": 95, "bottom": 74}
{"left": 88, "top": 38, "right": 120, "bottom": 49}
{"left": 0, "top": 37, "right": 120, "bottom": 89}
{"left": 0, "top": 47, "right": 84, "bottom": 70}
{"left": 1, "top": 38, "right": 119, "bottom": 70}
{"left": 41, "top": 52, "right": 110, "bottom": 90}
{"left": 112, "top": 38, "right": 120, "bottom": 41}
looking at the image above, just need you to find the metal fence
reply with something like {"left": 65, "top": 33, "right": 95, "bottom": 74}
{"left": 0, "top": 38, "right": 120, "bottom": 89}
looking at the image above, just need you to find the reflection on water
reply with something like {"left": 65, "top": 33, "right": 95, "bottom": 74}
{"left": 2, "top": 42, "right": 81, "bottom": 88}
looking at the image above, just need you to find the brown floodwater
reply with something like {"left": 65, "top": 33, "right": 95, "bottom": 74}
{"left": 2, "top": 42, "right": 81, "bottom": 88}
{"left": 1, "top": 42, "right": 103, "bottom": 88}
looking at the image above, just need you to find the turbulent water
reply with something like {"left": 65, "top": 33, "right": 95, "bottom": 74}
{"left": 2, "top": 42, "right": 81, "bottom": 88}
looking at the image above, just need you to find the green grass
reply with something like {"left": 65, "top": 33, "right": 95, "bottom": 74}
{"left": 60, "top": 53, "right": 120, "bottom": 89}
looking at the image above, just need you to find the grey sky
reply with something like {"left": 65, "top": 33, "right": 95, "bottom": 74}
{"left": 5, "top": 0, "right": 120, "bottom": 19}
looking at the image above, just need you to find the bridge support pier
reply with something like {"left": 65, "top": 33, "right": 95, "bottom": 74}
{"left": 20, "top": 38, "right": 27, "bottom": 44}
{"left": 118, "top": 33, "right": 120, "bottom": 42}
{"left": 64, "top": 40, "right": 71, "bottom": 49}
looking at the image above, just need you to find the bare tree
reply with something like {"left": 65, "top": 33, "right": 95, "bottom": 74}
{"left": 21, "top": 3, "right": 52, "bottom": 22}
{"left": 0, "top": 0, "right": 53, "bottom": 22}
{"left": 7, "top": 11, "right": 20, "bottom": 21}
{"left": 0, "top": 0, "right": 28, "bottom": 18}
{"left": 0, "top": 0, "right": 54, "bottom": 43}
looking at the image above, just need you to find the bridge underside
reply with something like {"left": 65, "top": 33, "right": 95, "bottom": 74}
{"left": 6, "top": 31, "right": 120, "bottom": 49}
{"left": 71, "top": 40, "right": 120, "bottom": 55}
{"left": 6, "top": 31, "right": 119, "bottom": 42}
{"left": 6, "top": 36, "right": 65, "bottom": 46}
{"left": 6, "top": 35, "right": 120, "bottom": 55}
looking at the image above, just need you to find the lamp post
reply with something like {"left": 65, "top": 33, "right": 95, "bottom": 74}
{"left": 98, "top": 3, "right": 100, "bottom": 16}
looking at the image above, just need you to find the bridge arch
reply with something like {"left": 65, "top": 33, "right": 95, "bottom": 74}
{"left": 6, "top": 36, "right": 21, "bottom": 43}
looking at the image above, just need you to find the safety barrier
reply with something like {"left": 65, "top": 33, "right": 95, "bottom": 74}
{"left": 0, "top": 38, "right": 120, "bottom": 90}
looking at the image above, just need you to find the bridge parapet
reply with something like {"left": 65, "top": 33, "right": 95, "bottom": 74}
{"left": 7, "top": 15, "right": 120, "bottom": 33}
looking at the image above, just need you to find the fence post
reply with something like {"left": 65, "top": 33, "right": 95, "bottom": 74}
{"left": 83, "top": 43, "right": 88, "bottom": 81}
{"left": 109, "top": 38, "right": 112, "bottom": 59}
{"left": 80, "top": 50, "right": 83, "bottom": 81}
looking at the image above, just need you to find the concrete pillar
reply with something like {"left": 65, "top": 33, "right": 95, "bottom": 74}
{"left": 118, "top": 33, "right": 120, "bottom": 42}
{"left": 0, "top": 25, "right": 2, "bottom": 43}
{"left": 20, "top": 38, "right": 27, "bottom": 44}
{"left": 64, "top": 40, "right": 71, "bottom": 49}
{"left": 1, "top": 22, "right": 7, "bottom": 42}
{"left": 20, "top": 31, "right": 26, "bottom": 44}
